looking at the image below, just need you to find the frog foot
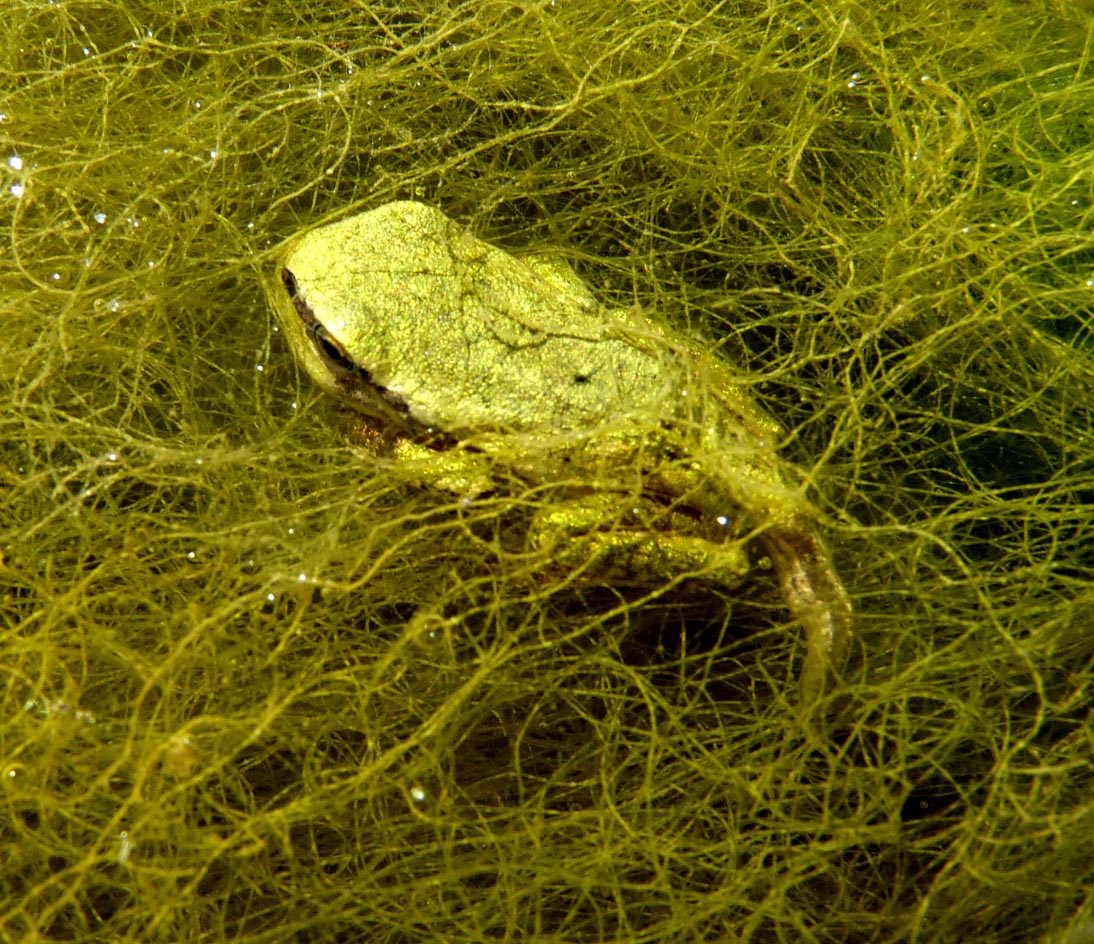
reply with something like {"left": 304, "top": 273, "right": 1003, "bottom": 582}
{"left": 762, "top": 524, "right": 853, "bottom": 707}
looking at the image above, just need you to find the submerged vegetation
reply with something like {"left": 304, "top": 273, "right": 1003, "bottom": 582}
{"left": 2, "top": 0, "right": 1092, "bottom": 940}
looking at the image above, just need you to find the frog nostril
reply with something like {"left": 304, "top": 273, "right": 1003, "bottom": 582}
{"left": 280, "top": 267, "right": 298, "bottom": 298}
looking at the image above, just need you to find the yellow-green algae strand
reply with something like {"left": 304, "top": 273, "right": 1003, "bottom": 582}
{"left": 2, "top": 1, "right": 1093, "bottom": 941}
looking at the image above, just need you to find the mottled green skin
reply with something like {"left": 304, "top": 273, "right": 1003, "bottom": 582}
{"left": 273, "top": 201, "right": 776, "bottom": 442}
{"left": 269, "top": 201, "right": 852, "bottom": 710}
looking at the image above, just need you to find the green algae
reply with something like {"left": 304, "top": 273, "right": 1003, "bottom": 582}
{"left": 2, "top": 1, "right": 1093, "bottom": 940}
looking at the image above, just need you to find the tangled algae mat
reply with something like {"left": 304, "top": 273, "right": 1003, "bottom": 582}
{"left": 3, "top": 1, "right": 1093, "bottom": 941}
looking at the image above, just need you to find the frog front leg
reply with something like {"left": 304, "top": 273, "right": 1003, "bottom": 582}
{"left": 335, "top": 408, "right": 497, "bottom": 496}
{"left": 387, "top": 439, "right": 496, "bottom": 497}
{"left": 530, "top": 492, "right": 751, "bottom": 593}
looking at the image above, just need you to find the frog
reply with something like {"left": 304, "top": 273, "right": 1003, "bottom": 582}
{"left": 268, "top": 200, "right": 852, "bottom": 710}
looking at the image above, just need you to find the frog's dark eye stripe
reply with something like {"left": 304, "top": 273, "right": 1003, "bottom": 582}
{"left": 280, "top": 265, "right": 360, "bottom": 375}
{"left": 280, "top": 267, "right": 298, "bottom": 299}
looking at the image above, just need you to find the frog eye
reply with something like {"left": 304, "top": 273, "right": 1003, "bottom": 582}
{"left": 310, "top": 322, "right": 358, "bottom": 374}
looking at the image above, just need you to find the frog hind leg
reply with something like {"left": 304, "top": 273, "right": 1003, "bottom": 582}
{"left": 761, "top": 523, "right": 853, "bottom": 707}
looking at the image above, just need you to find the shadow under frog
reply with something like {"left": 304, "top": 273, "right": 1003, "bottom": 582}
{"left": 267, "top": 200, "right": 852, "bottom": 714}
